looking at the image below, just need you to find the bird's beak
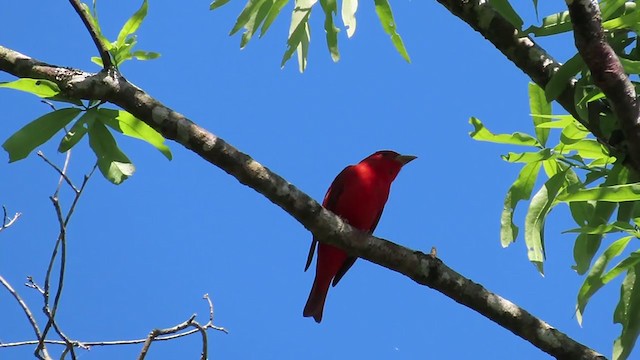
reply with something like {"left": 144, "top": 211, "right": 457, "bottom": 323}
{"left": 396, "top": 154, "right": 417, "bottom": 165}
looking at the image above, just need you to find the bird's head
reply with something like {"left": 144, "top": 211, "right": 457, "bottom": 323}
{"left": 360, "top": 150, "right": 416, "bottom": 180}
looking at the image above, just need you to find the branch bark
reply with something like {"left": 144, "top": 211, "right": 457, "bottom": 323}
{"left": 0, "top": 45, "right": 605, "bottom": 359}
{"left": 566, "top": 0, "right": 640, "bottom": 171}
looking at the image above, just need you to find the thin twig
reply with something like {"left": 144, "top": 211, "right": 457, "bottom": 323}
{"left": 137, "top": 315, "right": 197, "bottom": 360}
{"left": 0, "top": 322, "right": 228, "bottom": 348}
{"left": 0, "top": 205, "right": 21, "bottom": 232}
{"left": 67, "top": 0, "right": 113, "bottom": 69}
{"left": 37, "top": 152, "right": 78, "bottom": 194}
{"left": 0, "top": 276, "right": 51, "bottom": 360}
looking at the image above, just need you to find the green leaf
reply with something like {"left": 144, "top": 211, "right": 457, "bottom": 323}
{"left": 564, "top": 221, "right": 634, "bottom": 235}
{"left": 525, "top": 169, "right": 567, "bottom": 274}
{"left": 534, "top": 115, "right": 573, "bottom": 128}
{"left": 545, "top": 54, "right": 585, "bottom": 102}
{"left": 0, "top": 78, "right": 60, "bottom": 98}
{"left": 210, "top": 0, "right": 233, "bottom": 10}
{"left": 240, "top": 0, "right": 272, "bottom": 49}
{"left": 524, "top": 11, "right": 572, "bottom": 37}
{"left": 501, "top": 148, "right": 554, "bottom": 163}
{"left": 576, "top": 236, "right": 634, "bottom": 325}
{"left": 3, "top": 108, "right": 82, "bottom": 162}
{"left": 613, "top": 263, "right": 640, "bottom": 360}
{"left": 58, "top": 110, "right": 96, "bottom": 153}
{"left": 489, "top": 0, "right": 523, "bottom": 28}
{"left": 558, "top": 121, "right": 589, "bottom": 145}
{"left": 281, "top": 1, "right": 315, "bottom": 72}
{"left": 319, "top": 0, "right": 340, "bottom": 62}
{"left": 602, "top": 11, "right": 640, "bottom": 31}
{"left": 602, "top": 0, "right": 629, "bottom": 21}
{"left": 373, "top": 0, "right": 410, "bottom": 63}
{"left": 230, "top": 0, "right": 268, "bottom": 36}
{"left": 469, "top": 117, "right": 541, "bottom": 147}
{"left": 96, "top": 109, "right": 172, "bottom": 160}
{"left": 558, "top": 139, "right": 609, "bottom": 160}
{"left": 116, "top": 0, "right": 148, "bottom": 47}
{"left": 528, "top": 83, "right": 551, "bottom": 146}
{"left": 501, "top": 161, "right": 542, "bottom": 247}
{"left": 260, "top": 0, "right": 289, "bottom": 36}
{"left": 88, "top": 120, "right": 135, "bottom": 184}
{"left": 131, "top": 50, "right": 161, "bottom": 61}
{"left": 557, "top": 183, "right": 640, "bottom": 203}
{"left": 341, "top": 0, "right": 358, "bottom": 38}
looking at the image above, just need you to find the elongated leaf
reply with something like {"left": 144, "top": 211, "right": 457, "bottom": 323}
{"left": 96, "top": 109, "right": 172, "bottom": 160}
{"left": 528, "top": 83, "right": 551, "bottom": 146}
{"left": 117, "top": 0, "right": 148, "bottom": 46}
{"left": 58, "top": 110, "right": 96, "bottom": 153}
{"left": 210, "top": 0, "right": 233, "bottom": 10}
{"left": 559, "top": 121, "right": 589, "bottom": 145}
{"left": 602, "top": 0, "right": 629, "bottom": 21}
{"left": 501, "top": 148, "right": 554, "bottom": 163}
{"left": 525, "top": 170, "right": 567, "bottom": 274}
{"left": 341, "top": 0, "right": 358, "bottom": 38}
{"left": 534, "top": 116, "right": 573, "bottom": 129}
{"left": 545, "top": 54, "right": 584, "bottom": 102}
{"left": 281, "top": 1, "right": 315, "bottom": 72}
{"left": 88, "top": 120, "right": 135, "bottom": 184}
{"left": 319, "top": 0, "right": 339, "bottom": 62}
{"left": 231, "top": 0, "right": 267, "bottom": 36}
{"left": 374, "top": 0, "right": 410, "bottom": 62}
{"left": 0, "top": 78, "right": 60, "bottom": 97}
{"left": 576, "top": 236, "right": 633, "bottom": 325}
{"left": 564, "top": 221, "right": 634, "bottom": 235}
{"left": 260, "top": 0, "right": 289, "bottom": 36}
{"left": 131, "top": 50, "right": 161, "bottom": 61}
{"left": 489, "top": 0, "right": 523, "bottom": 28}
{"left": 3, "top": 108, "right": 81, "bottom": 162}
{"left": 240, "top": 0, "right": 272, "bottom": 49}
{"left": 469, "top": 117, "right": 541, "bottom": 147}
{"left": 613, "top": 263, "right": 640, "bottom": 360}
{"left": 558, "top": 183, "right": 640, "bottom": 203}
{"left": 559, "top": 139, "right": 609, "bottom": 160}
{"left": 602, "top": 11, "right": 640, "bottom": 31}
{"left": 501, "top": 161, "right": 542, "bottom": 246}
{"left": 524, "top": 11, "right": 572, "bottom": 37}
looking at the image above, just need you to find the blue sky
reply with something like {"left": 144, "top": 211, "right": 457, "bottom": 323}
{"left": 0, "top": 1, "right": 625, "bottom": 359}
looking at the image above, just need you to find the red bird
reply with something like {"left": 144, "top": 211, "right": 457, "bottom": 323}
{"left": 303, "top": 150, "right": 416, "bottom": 323}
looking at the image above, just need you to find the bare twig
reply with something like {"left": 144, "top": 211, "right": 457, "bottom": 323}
{"left": 137, "top": 315, "right": 197, "bottom": 360}
{"left": 37, "top": 152, "right": 78, "bottom": 194}
{"left": 0, "top": 276, "right": 52, "bottom": 360}
{"left": 67, "top": 0, "right": 113, "bottom": 69}
{"left": 0, "top": 205, "right": 21, "bottom": 232}
{"left": 567, "top": 0, "right": 640, "bottom": 170}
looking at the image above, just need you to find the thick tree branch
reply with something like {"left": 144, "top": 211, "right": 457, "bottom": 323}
{"left": 0, "top": 46, "right": 604, "bottom": 359}
{"left": 566, "top": 0, "right": 640, "bottom": 170}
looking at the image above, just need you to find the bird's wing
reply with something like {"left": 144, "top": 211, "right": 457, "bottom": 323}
{"left": 331, "top": 208, "right": 384, "bottom": 286}
{"left": 304, "top": 166, "right": 352, "bottom": 271}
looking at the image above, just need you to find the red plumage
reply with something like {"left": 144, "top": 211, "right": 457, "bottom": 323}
{"left": 303, "top": 150, "right": 416, "bottom": 323}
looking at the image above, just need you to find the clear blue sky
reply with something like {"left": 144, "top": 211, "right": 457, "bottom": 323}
{"left": 0, "top": 1, "right": 624, "bottom": 359}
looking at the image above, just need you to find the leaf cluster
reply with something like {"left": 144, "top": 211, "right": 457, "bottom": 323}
{"left": 210, "top": 0, "right": 410, "bottom": 72}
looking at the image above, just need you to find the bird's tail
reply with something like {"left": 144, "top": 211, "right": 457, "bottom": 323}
{"left": 303, "top": 277, "right": 331, "bottom": 323}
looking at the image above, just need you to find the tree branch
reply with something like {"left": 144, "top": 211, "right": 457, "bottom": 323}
{"left": 68, "top": 0, "right": 113, "bottom": 69}
{"left": 0, "top": 45, "right": 604, "bottom": 359}
{"left": 566, "top": 0, "right": 640, "bottom": 171}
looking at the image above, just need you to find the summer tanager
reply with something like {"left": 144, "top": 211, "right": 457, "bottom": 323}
{"left": 303, "top": 150, "right": 416, "bottom": 323}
